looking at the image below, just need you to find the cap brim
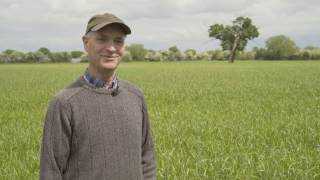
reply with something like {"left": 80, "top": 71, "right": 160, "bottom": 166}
{"left": 90, "top": 22, "right": 131, "bottom": 35}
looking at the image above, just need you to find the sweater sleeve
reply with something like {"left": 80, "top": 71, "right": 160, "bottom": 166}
{"left": 39, "top": 97, "right": 72, "bottom": 180}
{"left": 141, "top": 98, "right": 156, "bottom": 179}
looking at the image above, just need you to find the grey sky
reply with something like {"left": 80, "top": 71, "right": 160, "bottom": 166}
{"left": 1, "top": 0, "right": 319, "bottom": 52}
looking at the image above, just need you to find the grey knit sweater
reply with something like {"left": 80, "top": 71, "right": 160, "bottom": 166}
{"left": 40, "top": 76, "right": 156, "bottom": 180}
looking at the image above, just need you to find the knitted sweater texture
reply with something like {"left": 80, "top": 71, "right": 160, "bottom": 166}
{"left": 39, "top": 76, "right": 156, "bottom": 180}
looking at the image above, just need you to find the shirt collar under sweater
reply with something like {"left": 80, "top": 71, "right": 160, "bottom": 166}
{"left": 83, "top": 68, "right": 119, "bottom": 90}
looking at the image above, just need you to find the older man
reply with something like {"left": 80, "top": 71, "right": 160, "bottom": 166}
{"left": 40, "top": 13, "right": 156, "bottom": 180}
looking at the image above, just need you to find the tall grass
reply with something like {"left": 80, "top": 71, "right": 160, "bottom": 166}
{"left": 0, "top": 61, "right": 319, "bottom": 179}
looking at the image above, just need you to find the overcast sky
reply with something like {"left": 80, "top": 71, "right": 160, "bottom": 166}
{"left": 1, "top": 0, "right": 319, "bottom": 52}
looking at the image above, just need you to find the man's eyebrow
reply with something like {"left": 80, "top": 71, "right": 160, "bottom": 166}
{"left": 115, "top": 36, "right": 125, "bottom": 40}
{"left": 96, "top": 34, "right": 107, "bottom": 38}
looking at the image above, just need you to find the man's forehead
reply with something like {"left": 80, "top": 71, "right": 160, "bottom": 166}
{"left": 94, "top": 33, "right": 126, "bottom": 40}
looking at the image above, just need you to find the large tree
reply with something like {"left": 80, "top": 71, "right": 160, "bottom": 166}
{"left": 209, "top": 16, "right": 259, "bottom": 63}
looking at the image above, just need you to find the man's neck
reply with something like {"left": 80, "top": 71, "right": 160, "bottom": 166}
{"left": 88, "top": 66, "right": 115, "bottom": 86}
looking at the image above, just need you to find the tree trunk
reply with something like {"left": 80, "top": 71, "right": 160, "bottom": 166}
{"left": 229, "top": 35, "right": 240, "bottom": 63}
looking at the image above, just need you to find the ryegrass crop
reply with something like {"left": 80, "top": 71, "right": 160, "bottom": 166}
{"left": 0, "top": 61, "right": 320, "bottom": 179}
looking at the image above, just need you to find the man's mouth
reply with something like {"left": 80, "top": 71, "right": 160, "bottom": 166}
{"left": 101, "top": 55, "right": 118, "bottom": 60}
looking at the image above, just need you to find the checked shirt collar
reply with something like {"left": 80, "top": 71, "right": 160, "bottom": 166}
{"left": 83, "top": 68, "right": 119, "bottom": 90}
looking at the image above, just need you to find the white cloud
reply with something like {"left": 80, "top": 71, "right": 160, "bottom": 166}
{"left": 0, "top": 0, "right": 319, "bottom": 52}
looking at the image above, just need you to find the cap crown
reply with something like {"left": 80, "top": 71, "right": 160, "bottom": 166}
{"left": 85, "top": 13, "right": 131, "bottom": 34}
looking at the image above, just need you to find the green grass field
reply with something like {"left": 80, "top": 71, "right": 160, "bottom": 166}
{"left": 1, "top": 61, "right": 320, "bottom": 179}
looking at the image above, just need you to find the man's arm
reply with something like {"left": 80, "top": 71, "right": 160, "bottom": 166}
{"left": 141, "top": 99, "right": 156, "bottom": 179}
{"left": 39, "top": 97, "right": 72, "bottom": 180}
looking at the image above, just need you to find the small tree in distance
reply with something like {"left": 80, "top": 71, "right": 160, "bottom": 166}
{"left": 265, "top": 35, "right": 298, "bottom": 60}
{"left": 126, "top": 44, "right": 147, "bottom": 61}
{"left": 209, "top": 16, "right": 259, "bottom": 63}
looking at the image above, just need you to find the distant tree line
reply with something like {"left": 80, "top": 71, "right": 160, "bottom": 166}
{"left": 0, "top": 47, "right": 85, "bottom": 63}
{"left": 1, "top": 35, "right": 320, "bottom": 64}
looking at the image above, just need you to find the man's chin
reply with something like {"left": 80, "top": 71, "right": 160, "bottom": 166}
{"left": 100, "top": 62, "right": 119, "bottom": 71}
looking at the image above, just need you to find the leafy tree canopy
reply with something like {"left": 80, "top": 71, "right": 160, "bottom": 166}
{"left": 209, "top": 16, "right": 259, "bottom": 62}
{"left": 265, "top": 35, "right": 298, "bottom": 59}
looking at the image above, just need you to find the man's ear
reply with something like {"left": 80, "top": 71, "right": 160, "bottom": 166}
{"left": 82, "top": 36, "right": 89, "bottom": 52}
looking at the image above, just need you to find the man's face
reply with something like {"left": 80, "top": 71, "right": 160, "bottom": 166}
{"left": 83, "top": 24, "right": 126, "bottom": 74}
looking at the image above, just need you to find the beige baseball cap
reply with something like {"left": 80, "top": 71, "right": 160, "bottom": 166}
{"left": 85, "top": 13, "right": 131, "bottom": 35}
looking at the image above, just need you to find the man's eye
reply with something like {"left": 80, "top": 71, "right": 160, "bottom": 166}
{"left": 115, "top": 40, "right": 124, "bottom": 44}
{"left": 97, "top": 38, "right": 106, "bottom": 41}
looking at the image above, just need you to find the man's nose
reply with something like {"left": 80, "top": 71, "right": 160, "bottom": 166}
{"left": 105, "top": 41, "right": 116, "bottom": 52}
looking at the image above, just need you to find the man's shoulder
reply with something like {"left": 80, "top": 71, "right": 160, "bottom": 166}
{"left": 54, "top": 77, "right": 85, "bottom": 103}
{"left": 119, "top": 79, "right": 144, "bottom": 99}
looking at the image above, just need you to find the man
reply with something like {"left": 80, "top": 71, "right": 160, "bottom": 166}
{"left": 39, "top": 13, "right": 156, "bottom": 180}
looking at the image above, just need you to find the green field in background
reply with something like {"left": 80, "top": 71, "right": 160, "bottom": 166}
{"left": 1, "top": 61, "right": 320, "bottom": 179}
